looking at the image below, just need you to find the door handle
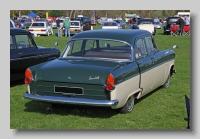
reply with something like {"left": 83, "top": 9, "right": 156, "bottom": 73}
{"left": 18, "top": 53, "right": 23, "bottom": 55}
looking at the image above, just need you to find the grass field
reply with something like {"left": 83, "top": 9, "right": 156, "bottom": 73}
{"left": 10, "top": 25, "right": 190, "bottom": 129}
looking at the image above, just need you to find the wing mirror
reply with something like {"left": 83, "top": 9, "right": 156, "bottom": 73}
{"left": 172, "top": 44, "right": 179, "bottom": 49}
{"left": 54, "top": 42, "right": 58, "bottom": 47}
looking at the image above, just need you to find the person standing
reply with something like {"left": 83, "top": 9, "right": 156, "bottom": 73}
{"left": 177, "top": 16, "right": 185, "bottom": 36}
{"left": 56, "top": 17, "right": 62, "bottom": 37}
{"left": 125, "top": 17, "right": 129, "bottom": 25}
{"left": 184, "top": 16, "right": 190, "bottom": 26}
{"left": 63, "top": 18, "right": 71, "bottom": 37}
{"left": 129, "top": 18, "right": 133, "bottom": 29}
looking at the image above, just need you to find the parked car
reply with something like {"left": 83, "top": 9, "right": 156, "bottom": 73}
{"left": 154, "top": 21, "right": 162, "bottom": 29}
{"left": 28, "top": 21, "right": 53, "bottom": 36}
{"left": 51, "top": 20, "right": 57, "bottom": 29}
{"left": 10, "top": 19, "right": 15, "bottom": 28}
{"left": 18, "top": 19, "right": 27, "bottom": 29}
{"left": 137, "top": 18, "right": 156, "bottom": 35}
{"left": 23, "top": 18, "right": 33, "bottom": 29}
{"left": 63, "top": 20, "right": 82, "bottom": 36}
{"left": 10, "top": 28, "right": 60, "bottom": 81}
{"left": 101, "top": 21, "right": 120, "bottom": 29}
{"left": 114, "top": 19, "right": 126, "bottom": 29}
{"left": 24, "top": 29, "right": 177, "bottom": 114}
{"left": 163, "top": 17, "right": 179, "bottom": 34}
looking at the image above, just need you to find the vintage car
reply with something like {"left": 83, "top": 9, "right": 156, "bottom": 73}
{"left": 24, "top": 29, "right": 176, "bottom": 114}
{"left": 137, "top": 18, "right": 156, "bottom": 35}
{"left": 10, "top": 28, "right": 60, "bottom": 81}
{"left": 163, "top": 16, "right": 179, "bottom": 34}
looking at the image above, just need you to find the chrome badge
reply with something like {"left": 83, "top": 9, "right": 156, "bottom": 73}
{"left": 89, "top": 76, "right": 99, "bottom": 80}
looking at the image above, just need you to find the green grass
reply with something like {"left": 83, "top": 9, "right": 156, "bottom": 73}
{"left": 10, "top": 25, "right": 190, "bottom": 130}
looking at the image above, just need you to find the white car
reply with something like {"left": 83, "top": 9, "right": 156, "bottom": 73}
{"left": 29, "top": 21, "right": 53, "bottom": 36}
{"left": 10, "top": 20, "right": 15, "bottom": 28}
{"left": 137, "top": 18, "right": 156, "bottom": 35}
{"left": 51, "top": 21, "right": 57, "bottom": 29}
{"left": 63, "top": 20, "right": 82, "bottom": 35}
{"left": 154, "top": 22, "right": 162, "bottom": 29}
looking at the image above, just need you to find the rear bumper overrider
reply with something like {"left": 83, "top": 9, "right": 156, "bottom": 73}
{"left": 24, "top": 92, "right": 119, "bottom": 107}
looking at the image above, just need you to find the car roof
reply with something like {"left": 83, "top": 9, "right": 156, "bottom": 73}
{"left": 70, "top": 29, "right": 151, "bottom": 45}
{"left": 10, "top": 28, "right": 30, "bottom": 34}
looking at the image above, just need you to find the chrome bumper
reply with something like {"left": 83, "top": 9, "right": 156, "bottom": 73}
{"left": 24, "top": 92, "right": 119, "bottom": 107}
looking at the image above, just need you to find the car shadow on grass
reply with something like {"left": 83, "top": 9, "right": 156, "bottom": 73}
{"left": 10, "top": 79, "right": 24, "bottom": 87}
{"left": 24, "top": 100, "right": 119, "bottom": 118}
{"left": 23, "top": 86, "right": 163, "bottom": 118}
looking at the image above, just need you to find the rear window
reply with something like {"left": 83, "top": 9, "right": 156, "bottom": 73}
{"left": 169, "top": 18, "right": 178, "bottom": 23}
{"left": 31, "top": 23, "right": 45, "bottom": 26}
{"left": 71, "top": 22, "right": 80, "bottom": 26}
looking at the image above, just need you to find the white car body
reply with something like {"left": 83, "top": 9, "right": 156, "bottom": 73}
{"left": 10, "top": 20, "right": 15, "bottom": 28}
{"left": 138, "top": 24, "right": 155, "bottom": 34}
{"left": 29, "top": 21, "right": 53, "bottom": 36}
{"left": 51, "top": 21, "right": 57, "bottom": 29}
{"left": 70, "top": 21, "right": 82, "bottom": 35}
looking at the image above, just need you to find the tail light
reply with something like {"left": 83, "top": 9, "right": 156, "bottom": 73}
{"left": 106, "top": 74, "right": 115, "bottom": 91}
{"left": 29, "top": 29, "right": 33, "bottom": 31}
{"left": 24, "top": 68, "right": 33, "bottom": 84}
{"left": 41, "top": 29, "right": 46, "bottom": 31}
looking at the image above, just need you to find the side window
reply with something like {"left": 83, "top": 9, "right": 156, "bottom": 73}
{"left": 135, "top": 38, "right": 147, "bottom": 59}
{"left": 15, "top": 34, "right": 34, "bottom": 49}
{"left": 85, "top": 40, "right": 97, "bottom": 50}
{"left": 67, "top": 40, "right": 83, "bottom": 56}
{"left": 144, "top": 36, "right": 154, "bottom": 53}
{"left": 10, "top": 35, "right": 15, "bottom": 49}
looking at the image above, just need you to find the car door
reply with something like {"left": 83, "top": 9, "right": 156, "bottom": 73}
{"left": 134, "top": 37, "right": 154, "bottom": 95}
{"left": 10, "top": 35, "right": 21, "bottom": 80}
{"left": 144, "top": 36, "right": 169, "bottom": 89}
{"left": 14, "top": 34, "right": 41, "bottom": 76}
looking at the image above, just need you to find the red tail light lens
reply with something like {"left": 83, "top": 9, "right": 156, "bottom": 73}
{"left": 106, "top": 74, "right": 115, "bottom": 91}
{"left": 24, "top": 68, "right": 33, "bottom": 84}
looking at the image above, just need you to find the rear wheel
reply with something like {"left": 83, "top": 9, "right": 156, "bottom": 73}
{"left": 119, "top": 95, "right": 135, "bottom": 114}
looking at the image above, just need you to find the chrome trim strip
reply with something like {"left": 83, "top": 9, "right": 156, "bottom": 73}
{"left": 24, "top": 92, "right": 119, "bottom": 107}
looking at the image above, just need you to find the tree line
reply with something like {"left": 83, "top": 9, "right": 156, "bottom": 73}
{"left": 10, "top": 10, "right": 190, "bottom": 19}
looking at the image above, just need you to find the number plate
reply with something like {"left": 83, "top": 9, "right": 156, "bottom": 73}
{"left": 70, "top": 29, "right": 75, "bottom": 32}
{"left": 54, "top": 85, "right": 83, "bottom": 95}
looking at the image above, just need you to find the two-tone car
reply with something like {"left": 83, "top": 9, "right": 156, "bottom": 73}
{"left": 24, "top": 29, "right": 176, "bottom": 114}
{"left": 137, "top": 18, "right": 156, "bottom": 35}
{"left": 10, "top": 28, "right": 60, "bottom": 81}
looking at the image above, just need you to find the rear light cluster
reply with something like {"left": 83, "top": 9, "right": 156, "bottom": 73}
{"left": 106, "top": 74, "right": 115, "bottom": 91}
{"left": 24, "top": 68, "right": 33, "bottom": 84}
{"left": 29, "top": 30, "right": 33, "bottom": 31}
{"left": 41, "top": 30, "right": 46, "bottom": 32}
